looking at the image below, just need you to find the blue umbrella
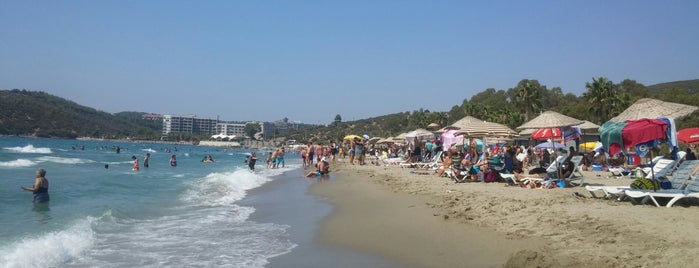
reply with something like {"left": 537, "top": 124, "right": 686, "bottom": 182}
{"left": 535, "top": 142, "right": 566, "bottom": 149}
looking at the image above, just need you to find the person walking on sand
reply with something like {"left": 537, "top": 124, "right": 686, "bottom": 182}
{"left": 21, "top": 168, "right": 50, "bottom": 203}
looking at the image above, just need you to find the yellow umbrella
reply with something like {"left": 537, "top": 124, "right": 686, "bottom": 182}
{"left": 580, "top": 141, "right": 602, "bottom": 151}
{"left": 343, "top": 134, "right": 362, "bottom": 141}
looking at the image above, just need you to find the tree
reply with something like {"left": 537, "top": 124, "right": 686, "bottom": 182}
{"left": 583, "top": 77, "right": 627, "bottom": 124}
{"left": 333, "top": 114, "right": 342, "bottom": 126}
{"left": 244, "top": 123, "right": 261, "bottom": 139}
{"left": 515, "top": 79, "right": 542, "bottom": 122}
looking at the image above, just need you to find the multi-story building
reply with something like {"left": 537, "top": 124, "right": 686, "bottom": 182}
{"left": 216, "top": 122, "right": 247, "bottom": 136}
{"left": 161, "top": 114, "right": 291, "bottom": 141}
{"left": 162, "top": 115, "right": 218, "bottom": 135}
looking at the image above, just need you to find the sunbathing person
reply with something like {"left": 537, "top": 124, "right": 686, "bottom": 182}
{"left": 435, "top": 152, "right": 453, "bottom": 177}
{"left": 458, "top": 158, "right": 480, "bottom": 182}
{"left": 514, "top": 167, "right": 548, "bottom": 181}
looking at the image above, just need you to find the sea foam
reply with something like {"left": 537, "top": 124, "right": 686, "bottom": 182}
{"left": 37, "top": 156, "right": 96, "bottom": 165}
{"left": 3, "top": 145, "right": 52, "bottom": 154}
{"left": 0, "top": 159, "right": 37, "bottom": 168}
{"left": 0, "top": 218, "right": 95, "bottom": 268}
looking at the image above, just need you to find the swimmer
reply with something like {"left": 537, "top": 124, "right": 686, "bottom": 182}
{"left": 169, "top": 155, "right": 177, "bottom": 167}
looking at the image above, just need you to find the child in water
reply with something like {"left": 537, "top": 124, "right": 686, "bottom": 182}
{"left": 131, "top": 156, "right": 140, "bottom": 171}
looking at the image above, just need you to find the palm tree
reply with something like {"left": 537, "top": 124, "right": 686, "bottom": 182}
{"left": 516, "top": 79, "right": 541, "bottom": 122}
{"left": 583, "top": 77, "right": 617, "bottom": 124}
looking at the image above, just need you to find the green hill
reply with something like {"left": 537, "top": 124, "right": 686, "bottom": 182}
{"left": 0, "top": 89, "right": 160, "bottom": 139}
{"left": 647, "top": 79, "right": 699, "bottom": 94}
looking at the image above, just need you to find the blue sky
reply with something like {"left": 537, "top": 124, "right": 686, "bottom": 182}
{"left": 1, "top": 1, "right": 698, "bottom": 124}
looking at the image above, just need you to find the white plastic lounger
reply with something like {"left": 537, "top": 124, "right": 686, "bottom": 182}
{"left": 623, "top": 160, "right": 699, "bottom": 207}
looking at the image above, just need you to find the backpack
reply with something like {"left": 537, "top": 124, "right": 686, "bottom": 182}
{"left": 630, "top": 178, "right": 660, "bottom": 191}
{"left": 485, "top": 169, "right": 500, "bottom": 183}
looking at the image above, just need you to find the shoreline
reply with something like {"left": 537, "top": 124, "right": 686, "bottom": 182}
{"left": 311, "top": 160, "right": 699, "bottom": 267}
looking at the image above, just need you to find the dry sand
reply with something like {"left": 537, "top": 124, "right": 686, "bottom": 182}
{"left": 311, "top": 160, "right": 699, "bottom": 268}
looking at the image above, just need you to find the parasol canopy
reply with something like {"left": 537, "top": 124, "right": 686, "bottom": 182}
{"left": 530, "top": 128, "right": 562, "bottom": 140}
{"left": 427, "top": 123, "right": 441, "bottom": 129}
{"left": 576, "top": 120, "right": 600, "bottom": 131}
{"left": 609, "top": 98, "right": 699, "bottom": 122}
{"left": 535, "top": 142, "right": 566, "bottom": 149}
{"left": 450, "top": 116, "right": 518, "bottom": 137}
{"left": 376, "top": 138, "right": 394, "bottom": 144}
{"left": 580, "top": 141, "right": 603, "bottom": 151}
{"left": 678, "top": 128, "right": 699, "bottom": 144}
{"left": 392, "top": 132, "right": 408, "bottom": 142}
{"left": 343, "top": 134, "right": 362, "bottom": 141}
{"left": 517, "top": 111, "right": 584, "bottom": 130}
{"left": 405, "top": 128, "right": 435, "bottom": 141}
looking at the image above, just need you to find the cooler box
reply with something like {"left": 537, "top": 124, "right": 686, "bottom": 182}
{"left": 591, "top": 164, "right": 602, "bottom": 171}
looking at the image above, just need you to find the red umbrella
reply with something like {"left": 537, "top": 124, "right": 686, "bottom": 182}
{"left": 530, "top": 128, "right": 561, "bottom": 140}
{"left": 678, "top": 128, "right": 699, "bottom": 144}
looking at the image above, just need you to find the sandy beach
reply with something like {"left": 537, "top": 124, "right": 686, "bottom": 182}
{"left": 311, "top": 160, "right": 699, "bottom": 267}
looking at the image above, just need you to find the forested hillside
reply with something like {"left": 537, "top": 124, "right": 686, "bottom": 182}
{"left": 0, "top": 89, "right": 160, "bottom": 139}
{"left": 285, "top": 78, "right": 699, "bottom": 144}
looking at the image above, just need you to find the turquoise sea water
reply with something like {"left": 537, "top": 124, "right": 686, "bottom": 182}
{"left": 0, "top": 136, "right": 300, "bottom": 267}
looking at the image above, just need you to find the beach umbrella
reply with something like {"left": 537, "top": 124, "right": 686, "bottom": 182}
{"left": 535, "top": 142, "right": 566, "bottom": 150}
{"left": 530, "top": 128, "right": 562, "bottom": 140}
{"left": 427, "top": 123, "right": 441, "bottom": 130}
{"left": 517, "top": 111, "right": 584, "bottom": 157}
{"left": 450, "top": 116, "right": 518, "bottom": 138}
{"left": 392, "top": 132, "right": 408, "bottom": 141}
{"left": 516, "top": 111, "right": 584, "bottom": 130}
{"left": 576, "top": 120, "right": 600, "bottom": 131}
{"left": 343, "top": 134, "right": 362, "bottom": 141}
{"left": 362, "top": 134, "right": 371, "bottom": 140}
{"left": 678, "top": 128, "right": 699, "bottom": 144}
{"left": 376, "top": 138, "right": 394, "bottom": 144}
{"left": 368, "top": 137, "right": 381, "bottom": 143}
{"left": 405, "top": 128, "right": 435, "bottom": 141}
{"left": 609, "top": 98, "right": 699, "bottom": 122}
{"left": 440, "top": 129, "right": 461, "bottom": 150}
{"left": 580, "top": 141, "right": 602, "bottom": 151}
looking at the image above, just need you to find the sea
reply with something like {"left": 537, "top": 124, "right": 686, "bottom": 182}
{"left": 0, "top": 136, "right": 398, "bottom": 268}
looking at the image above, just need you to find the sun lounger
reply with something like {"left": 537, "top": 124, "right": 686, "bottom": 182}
{"left": 622, "top": 160, "right": 699, "bottom": 207}
{"left": 588, "top": 159, "right": 686, "bottom": 199}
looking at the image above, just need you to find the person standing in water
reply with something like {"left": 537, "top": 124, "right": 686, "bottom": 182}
{"left": 131, "top": 156, "right": 140, "bottom": 171}
{"left": 143, "top": 153, "right": 150, "bottom": 168}
{"left": 248, "top": 152, "right": 258, "bottom": 171}
{"left": 21, "top": 168, "right": 50, "bottom": 203}
{"left": 169, "top": 155, "right": 177, "bottom": 167}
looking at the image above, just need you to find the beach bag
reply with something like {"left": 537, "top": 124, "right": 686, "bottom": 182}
{"left": 484, "top": 169, "right": 499, "bottom": 183}
{"left": 630, "top": 178, "right": 660, "bottom": 191}
{"left": 658, "top": 177, "right": 673, "bottom": 190}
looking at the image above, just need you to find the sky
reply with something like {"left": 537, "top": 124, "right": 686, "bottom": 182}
{"left": 1, "top": 1, "right": 698, "bottom": 124}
